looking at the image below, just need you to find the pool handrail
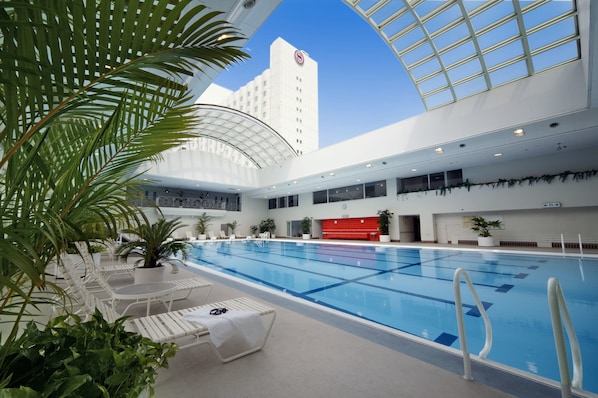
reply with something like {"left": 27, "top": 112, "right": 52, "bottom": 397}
{"left": 453, "top": 267, "right": 493, "bottom": 381}
{"left": 547, "top": 277, "right": 583, "bottom": 397}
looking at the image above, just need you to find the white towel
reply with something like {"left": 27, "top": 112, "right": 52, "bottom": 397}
{"left": 183, "top": 308, "right": 266, "bottom": 348}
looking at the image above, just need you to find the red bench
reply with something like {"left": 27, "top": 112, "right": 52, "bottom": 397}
{"left": 321, "top": 217, "right": 379, "bottom": 241}
{"left": 322, "top": 231, "right": 377, "bottom": 240}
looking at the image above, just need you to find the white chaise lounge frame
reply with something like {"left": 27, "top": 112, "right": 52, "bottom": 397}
{"left": 58, "top": 260, "right": 276, "bottom": 363}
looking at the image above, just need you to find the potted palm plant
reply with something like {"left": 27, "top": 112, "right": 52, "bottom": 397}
{"left": 227, "top": 220, "right": 239, "bottom": 239}
{"left": 470, "top": 216, "right": 503, "bottom": 247}
{"left": 301, "top": 217, "right": 311, "bottom": 240}
{"left": 195, "top": 212, "right": 213, "bottom": 240}
{"left": 377, "top": 210, "right": 393, "bottom": 242}
{"left": 250, "top": 225, "right": 259, "bottom": 238}
{"left": 116, "top": 217, "right": 191, "bottom": 283}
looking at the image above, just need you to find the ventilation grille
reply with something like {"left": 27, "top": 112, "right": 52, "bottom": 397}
{"left": 552, "top": 242, "right": 598, "bottom": 249}
{"left": 500, "top": 241, "right": 538, "bottom": 247}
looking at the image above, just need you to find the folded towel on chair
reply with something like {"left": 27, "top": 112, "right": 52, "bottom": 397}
{"left": 183, "top": 308, "right": 266, "bottom": 348}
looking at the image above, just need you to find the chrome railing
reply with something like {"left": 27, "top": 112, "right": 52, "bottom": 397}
{"left": 547, "top": 277, "right": 583, "bottom": 398}
{"left": 453, "top": 267, "right": 493, "bottom": 381}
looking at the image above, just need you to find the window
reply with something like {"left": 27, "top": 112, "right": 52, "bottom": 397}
{"left": 268, "top": 198, "right": 277, "bottom": 209}
{"left": 288, "top": 195, "right": 298, "bottom": 207}
{"left": 447, "top": 169, "right": 463, "bottom": 186}
{"left": 398, "top": 175, "right": 429, "bottom": 193}
{"left": 329, "top": 184, "right": 363, "bottom": 202}
{"left": 429, "top": 172, "right": 445, "bottom": 189}
{"left": 313, "top": 190, "right": 327, "bottom": 204}
{"left": 397, "top": 169, "right": 463, "bottom": 193}
{"left": 278, "top": 196, "right": 287, "bottom": 208}
{"left": 365, "top": 181, "right": 387, "bottom": 198}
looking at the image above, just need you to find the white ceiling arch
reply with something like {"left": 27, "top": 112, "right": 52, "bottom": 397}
{"left": 191, "top": 104, "right": 298, "bottom": 169}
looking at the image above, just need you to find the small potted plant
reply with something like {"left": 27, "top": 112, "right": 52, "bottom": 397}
{"left": 301, "top": 217, "right": 311, "bottom": 240}
{"left": 195, "top": 212, "right": 213, "bottom": 240}
{"left": 470, "top": 215, "right": 502, "bottom": 247}
{"left": 377, "top": 209, "right": 393, "bottom": 242}
{"left": 227, "top": 220, "right": 239, "bottom": 239}
{"left": 116, "top": 216, "right": 190, "bottom": 283}
{"left": 259, "top": 218, "right": 276, "bottom": 238}
{"left": 89, "top": 243, "right": 107, "bottom": 267}
{"left": 250, "top": 225, "right": 258, "bottom": 238}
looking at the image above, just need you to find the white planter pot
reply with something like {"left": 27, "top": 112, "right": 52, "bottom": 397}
{"left": 134, "top": 266, "right": 165, "bottom": 284}
{"left": 92, "top": 252, "right": 102, "bottom": 267}
{"left": 379, "top": 235, "right": 391, "bottom": 243}
{"left": 302, "top": 234, "right": 311, "bottom": 240}
{"left": 198, "top": 234, "right": 207, "bottom": 240}
{"left": 477, "top": 236, "right": 495, "bottom": 247}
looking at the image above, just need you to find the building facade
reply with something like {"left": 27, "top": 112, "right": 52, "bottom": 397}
{"left": 198, "top": 37, "right": 319, "bottom": 155}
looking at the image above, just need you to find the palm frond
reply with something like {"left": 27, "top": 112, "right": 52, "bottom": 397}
{"left": 0, "top": 0, "right": 250, "bottom": 350}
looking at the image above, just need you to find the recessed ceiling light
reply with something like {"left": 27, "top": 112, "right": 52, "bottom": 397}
{"left": 435, "top": 147, "right": 443, "bottom": 154}
{"left": 411, "top": 168, "right": 417, "bottom": 172}
{"left": 366, "top": 164, "right": 372, "bottom": 168}
{"left": 293, "top": 180, "right": 298, "bottom": 184}
{"left": 514, "top": 128, "right": 524, "bottom": 137}
{"left": 494, "top": 153, "right": 502, "bottom": 157}
{"left": 330, "top": 172, "right": 335, "bottom": 176}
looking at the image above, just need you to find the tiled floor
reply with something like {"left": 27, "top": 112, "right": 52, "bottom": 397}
{"left": 100, "top": 242, "right": 596, "bottom": 398}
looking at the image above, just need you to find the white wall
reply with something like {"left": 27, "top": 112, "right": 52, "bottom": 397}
{"left": 262, "top": 146, "right": 598, "bottom": 245}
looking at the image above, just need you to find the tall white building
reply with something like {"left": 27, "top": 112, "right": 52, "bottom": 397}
{"left": 198, "top": 37, "right": 318, "bottom": 155}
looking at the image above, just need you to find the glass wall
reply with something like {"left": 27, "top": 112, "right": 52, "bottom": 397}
{"left": 313, "top": 180, "right": 387, "bottom": 204}
{"left": 397, "top": 169, "right": 463, "bottom": 193}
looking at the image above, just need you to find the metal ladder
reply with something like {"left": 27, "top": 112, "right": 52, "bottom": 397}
{"left": 547, "top": 277, "right": 583, "bottom": 398}
{"left": 453, "top": 267, "right": 493, "bottom": 380}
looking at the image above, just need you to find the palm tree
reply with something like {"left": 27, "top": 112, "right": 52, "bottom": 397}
{"left": 116, "top": 217, "right": 190, "bottom": 269}
{"left": 0, "top": 0, "right": 249, "bottom": 384}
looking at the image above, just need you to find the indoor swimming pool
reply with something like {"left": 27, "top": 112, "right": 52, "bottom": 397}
{"left": 189, "top": 240, "right": 598, "bottom": 393}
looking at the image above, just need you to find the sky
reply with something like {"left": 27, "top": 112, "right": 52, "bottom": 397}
{"left": 212, "top": 0, "right": 426, "bottom": 148}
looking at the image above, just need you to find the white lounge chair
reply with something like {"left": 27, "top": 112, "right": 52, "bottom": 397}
{"left": 219, "top": 230, "right": 228, "bottom": 239}
{"left": 74, "top": 241, "right": 134, "bottom": 281}
{"left": 207, "top": 231, "right": 218, "bottom": 240}
{"left": 58, "top": 260, "right": 276, "bottom": 363}
{"left": 74, "top": 242, "right": 213, "bottom": 306}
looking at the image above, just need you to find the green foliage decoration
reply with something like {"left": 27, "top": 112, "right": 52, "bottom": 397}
{"left": 397, "top": 169, "right": 598, "bottom": 196}
{"left": 377, "top": 210, "right": 393, "bottom": 235}
{"left": 301, "top": 217, "right": 311, "bottom": 234}
{"left": 0, "top": 311, "right": 177, "bottom": 397}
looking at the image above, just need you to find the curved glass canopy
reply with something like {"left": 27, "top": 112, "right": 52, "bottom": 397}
{"left": 343, "top": 0, "right": 580, "bottom": 110}
{"left": 191, "top": 104, "right": 297, "bottom": 169}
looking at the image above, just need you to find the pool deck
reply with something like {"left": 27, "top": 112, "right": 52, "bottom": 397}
{"left": 104, "top": 240, "right": 596, "bottom": 398}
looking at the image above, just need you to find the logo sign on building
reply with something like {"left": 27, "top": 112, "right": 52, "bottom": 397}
{"left": 294, "top": 50, "right": 304, "bottom": 65}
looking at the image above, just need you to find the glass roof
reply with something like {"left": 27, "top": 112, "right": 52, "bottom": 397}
{"left": 191, "top": 104, "right": 297, "bottom": 169}
{"left": 343, "top": 0, "right": 580, "bottom": 110}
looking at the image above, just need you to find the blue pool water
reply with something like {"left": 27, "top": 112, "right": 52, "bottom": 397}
{"left": 189, "top": 240, "right": 598, "bottom": 393}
